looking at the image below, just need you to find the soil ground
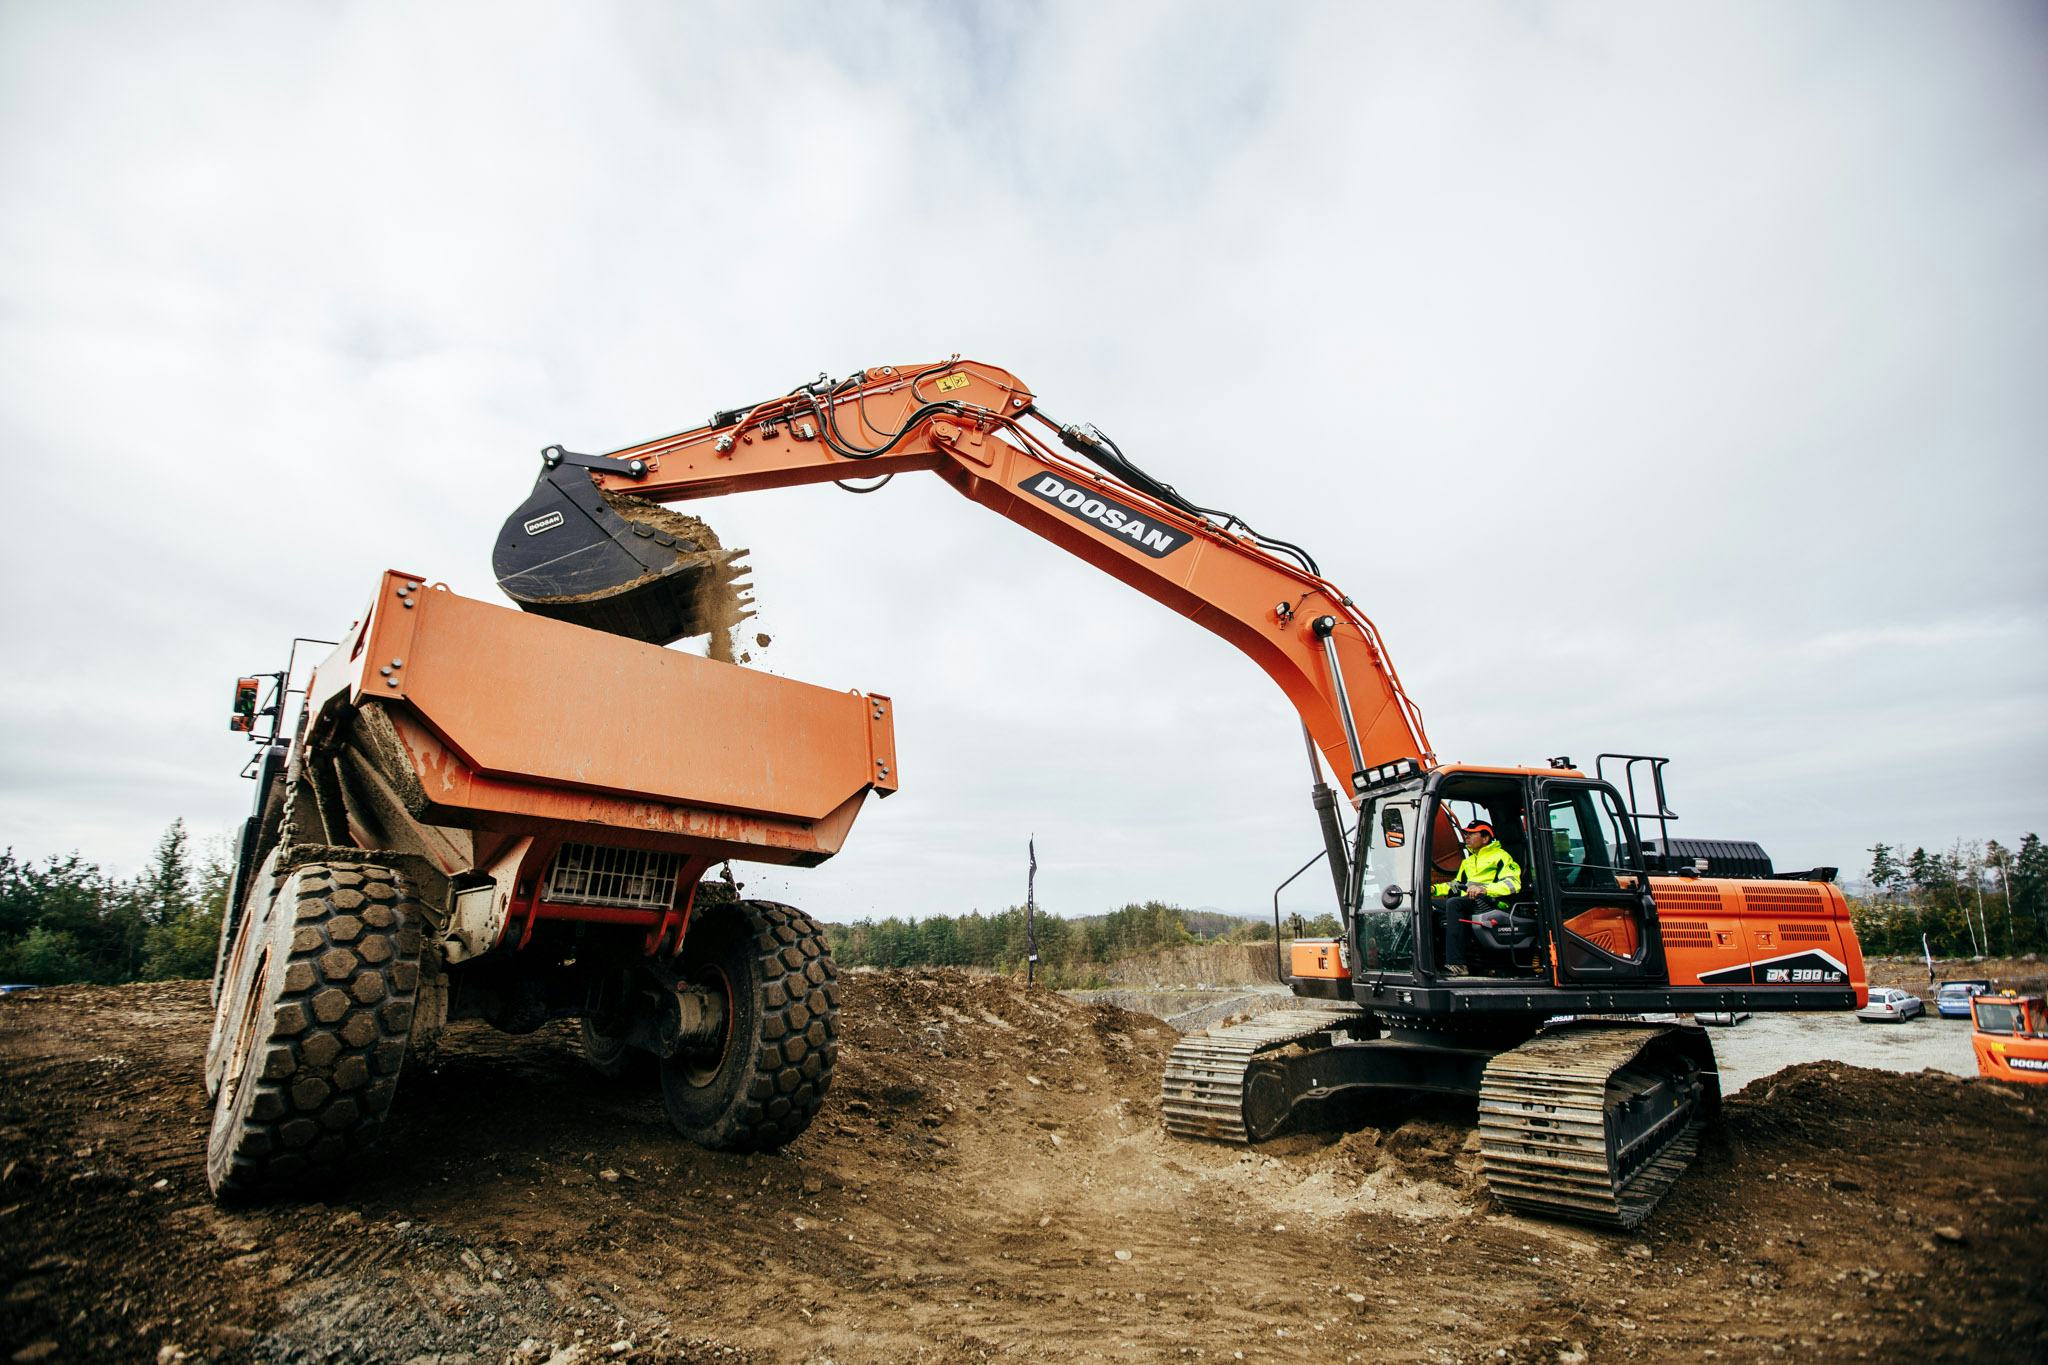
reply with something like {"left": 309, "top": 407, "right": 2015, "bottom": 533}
{"left": 3, "top": 971, "right": 2044, "bottom": 1364}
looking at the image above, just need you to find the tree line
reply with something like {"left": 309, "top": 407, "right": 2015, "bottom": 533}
{"left": 1851, "top": 835, "right": 2046, "bottom": 960}
{"left": 823, "top": 900, "right": 1339, "bottom": 988}
{"left": 15, "top": 819, "right": 2032, "bottom": 988}
{"left": 0, "top": 825, "right": 1330, "bottom": 989}
{"left": 0, "top": 821, "right": 226, "bottom": 984}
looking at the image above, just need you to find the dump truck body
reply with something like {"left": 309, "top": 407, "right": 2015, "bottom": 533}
{"left": 205, "top": 571, "right": 893, "bottom": 1197}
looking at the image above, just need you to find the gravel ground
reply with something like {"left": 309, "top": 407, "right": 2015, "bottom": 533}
{"left": 1709, "top": 1011, "right": 1977, "bottom": 1093}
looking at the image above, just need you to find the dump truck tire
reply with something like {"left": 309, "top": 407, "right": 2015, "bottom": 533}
{"left": 581, "top": 1016, "right": 649, "bottom": 1080}
{"left": 204, "top": 861, "right": 423, "bottom": 1199}
{"left": 203, "top": 869, "right": 258, "bottom": 1101}
{"left": 659, "top": 899, "right": 838, "bottom": 1152}
{"left": 204, "top": 844, "right": 285, "bottom": 1103}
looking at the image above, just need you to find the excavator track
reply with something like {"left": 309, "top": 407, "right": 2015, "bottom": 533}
{"left": 1477, "top": 1023, "right": 1714, "bottom": 1230}
{"left": 1160, "top": 1006, "right": 1367, "bottom": 1142}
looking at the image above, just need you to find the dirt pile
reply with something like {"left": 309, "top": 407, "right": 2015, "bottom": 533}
{"left": 600, "top": 491, "right": 757, "bottom": 662}
{"left": 3, "top": 972, "right": 2044, "bottom": 1363}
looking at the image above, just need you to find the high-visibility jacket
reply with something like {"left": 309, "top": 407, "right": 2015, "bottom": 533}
{"left": 1432, "top": 840, "right": 1522, "bottom": 900}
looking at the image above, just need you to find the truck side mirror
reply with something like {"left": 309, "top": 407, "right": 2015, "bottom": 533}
{"left": 1381, "top": 884, "right": 1406, "bottom": 911}
{"left": 1381, "top": 806, "right": 1405, "bottom": 848}
{"left": 230, "top": 677, "right": 259, "bottom": 733}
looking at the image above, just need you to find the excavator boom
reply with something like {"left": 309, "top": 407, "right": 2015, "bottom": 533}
{"left": 494, "top": 359, "right": 1433, "bottom": 797}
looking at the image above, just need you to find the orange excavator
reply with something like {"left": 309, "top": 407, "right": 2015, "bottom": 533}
{"left": 488, "top": 358, "right": 1868, "bottom": 1229}
{"left": 1971, "top": 992, "right": 2048, "bottom": 1084}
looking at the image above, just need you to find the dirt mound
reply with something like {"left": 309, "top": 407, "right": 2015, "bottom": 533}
{"left": 3, "top": 974, "right": 2044, "bottom": 1363}
{"left": 600, "top": 491, "right": 757, "bottom": 662}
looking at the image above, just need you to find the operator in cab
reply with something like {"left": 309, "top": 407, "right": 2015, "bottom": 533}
{"left": 1431, "top": 820, "right": 1522, "bottom": 977}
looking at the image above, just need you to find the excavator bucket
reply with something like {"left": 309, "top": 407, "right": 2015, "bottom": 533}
{"left": 492, "top": 464, "right": 749, "bottom": 647}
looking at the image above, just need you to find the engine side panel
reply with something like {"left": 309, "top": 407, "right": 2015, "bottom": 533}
{"left": 1652, "top": 876, "right": 1866, "bottom": 1006}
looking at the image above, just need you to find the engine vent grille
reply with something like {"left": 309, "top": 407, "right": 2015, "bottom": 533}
{"left": 1652, "top": 885, "right": 1725, "bottom": 914}
{"left": 1661, "top": 920, "right": 1713, "bottom": 948}
{"left": 1741, "top": 885, "right": 1824, "bottom": 914}
{"left": 543, "top": 843, "right": 682, "bottom": 910}
{"left": 1779, "top": 922, "right": 1833, "bottom": 942}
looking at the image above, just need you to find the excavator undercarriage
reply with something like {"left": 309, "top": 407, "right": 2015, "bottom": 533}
{"left": 1163, "top": 1009, "right": 1719, "bottom": 1229}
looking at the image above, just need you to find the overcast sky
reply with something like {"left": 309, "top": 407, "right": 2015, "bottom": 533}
{"left": 2, "top": 2, "right": 2043, "bottom": 922}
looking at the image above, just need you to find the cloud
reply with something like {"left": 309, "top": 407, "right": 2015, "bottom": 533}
{"left": 1, "top": 1, "right": 2042, "bottom": 920}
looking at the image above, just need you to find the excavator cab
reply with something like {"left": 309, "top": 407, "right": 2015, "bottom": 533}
{"left": 1971, "top": 993, "right": 2048, "bottom": 1084}
{"left": 1426, "top": 777, "right": 1543, "bottom": 978}
{"left": 1386, "top": 768, "right": 1667, "bottom": 989}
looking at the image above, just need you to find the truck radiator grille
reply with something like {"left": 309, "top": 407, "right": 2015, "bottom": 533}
{"left": 543, "top": 843, "right": 682, "bottom": 910}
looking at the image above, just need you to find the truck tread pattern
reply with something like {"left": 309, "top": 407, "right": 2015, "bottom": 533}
{"left": 207, "top": 862, "right": 423, "bottom": 1197}
{"left": 674, "top": 899, "right": 839, "bottom": 1152}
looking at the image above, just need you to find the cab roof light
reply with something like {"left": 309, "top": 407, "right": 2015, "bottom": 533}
{"left": 1356, "top": 757, "right": 1423, "bottom": 792}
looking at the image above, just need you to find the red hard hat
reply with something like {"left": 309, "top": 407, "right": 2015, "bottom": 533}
{"left": 1463, "top": 820, "right": 1495, "bottom": 838}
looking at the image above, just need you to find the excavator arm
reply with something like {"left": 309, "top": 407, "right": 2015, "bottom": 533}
{"left": 492, "top": 358, "right": 1433, "bottom": 808}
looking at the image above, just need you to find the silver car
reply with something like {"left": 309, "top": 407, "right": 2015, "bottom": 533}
{"left": 1857, "top": 987, "right": 1926, "bottom": 1023}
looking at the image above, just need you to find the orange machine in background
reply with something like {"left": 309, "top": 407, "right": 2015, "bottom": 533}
{"left": 1972, "top": 994, "right": 2048, "bottom": 1084}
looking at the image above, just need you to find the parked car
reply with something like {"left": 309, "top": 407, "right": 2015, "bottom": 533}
{"left": 1857, "top": 987, "right": 1926, "bottom": 1023}
{"left": 1936, "top": 979, "right": 1994, "bottom": 1019}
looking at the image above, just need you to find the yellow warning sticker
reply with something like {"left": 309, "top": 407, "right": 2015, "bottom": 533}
{"left": 935, "top": 373, "right": 971, "bottom": 393}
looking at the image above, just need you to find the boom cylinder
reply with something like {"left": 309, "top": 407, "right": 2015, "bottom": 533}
{"left": 1312, "top": 616, "right": 1370, "bottom": 794}
{"left": 1304, "top": 723, "right": 1353, "bottom": 914}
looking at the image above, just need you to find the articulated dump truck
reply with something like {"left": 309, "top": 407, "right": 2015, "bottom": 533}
{"left": 206, "top": 570, "right": 896, "bottom": 1198}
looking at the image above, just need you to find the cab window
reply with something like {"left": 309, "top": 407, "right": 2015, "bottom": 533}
{"left": 1355, "top": 794, "right": 1418, "bottom": 972}
{"left": 1974, "top": 1001, "right": 2021, "bottom": 1033}
{"left": 1545, "top": 787, "right": 1639, "bottom": 891}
